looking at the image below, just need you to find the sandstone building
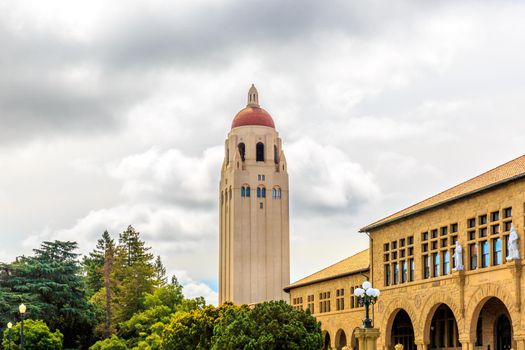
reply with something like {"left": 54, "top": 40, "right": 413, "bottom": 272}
{"left": 219, "top": 85, "right": 290, "bottom": 305}
{"left": 287, "top": 155, "right": 525, "bottom": 350}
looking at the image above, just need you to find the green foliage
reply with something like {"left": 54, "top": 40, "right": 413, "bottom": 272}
{"left": 113, "top": 226, "right": 156, "bottom": 323}
{"left": 162, "top": 305, "right": 221, "bottom": 350}
{"left": 0, "top": 241, "right": 96, "bottom": 348}
{"left": 1, "top": 319, "right": 63, "bottom": 350}
{"left": 211, "top": 301, "right": 323, "bottom": 350}
{"left": 83, "top": 231, "right": 115, "bottom": 296}
{"left": 153, "top": 256, "right": 167, "bottom": 287}
{"left": 89, "top": 335, "right": 128, "bottom": 350}
{"left": 143, "top": 282, "right": 184, "bottom": 312}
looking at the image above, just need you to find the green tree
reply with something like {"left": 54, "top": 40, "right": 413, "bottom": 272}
{"left": 153, "top": 256, "right": 167, "bottom": 287}
{"left": 113, "top": 226, "right": 156, "bottom": 322}
{"left": 211, "top": 300, "right": 323, "bottom": 350}
{"left": 0, "top": 241, "right": 96, "bottom": 348}
{"left": 162, "top": 305, "right": 220, "bottom": 350}
{"left": 2, "top": 319, "right": 63, "bottom": 350}
{"left": 89, "top": 335, "right": 128, "bottom": 350}
{"left": 83, "top": 231, "right": 115, "bottom": 296}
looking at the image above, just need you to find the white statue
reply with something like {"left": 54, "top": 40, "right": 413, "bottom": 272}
{"left": 506, "top": 224, "right": 520, "bottom": 261}
{"left": 453, "top": 241, "right": 464, "bottom": 271}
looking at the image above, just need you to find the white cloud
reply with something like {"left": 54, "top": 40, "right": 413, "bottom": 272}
{"left": 287, "top": 137, "right": 380, "bottom": 213}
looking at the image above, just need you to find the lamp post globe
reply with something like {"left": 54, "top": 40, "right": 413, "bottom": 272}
{"left": 355, "top": 281, "right": 380, "bottom": 329}
{"left": 19, "top": 303, "right": 26, "bottom": 350}
{"left": 7, "top": 322, "right": 13, "bottom": 350}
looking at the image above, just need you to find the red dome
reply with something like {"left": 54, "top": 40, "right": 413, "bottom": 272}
{"left": 231, "top": 107, "right": 275, "bottom": 129}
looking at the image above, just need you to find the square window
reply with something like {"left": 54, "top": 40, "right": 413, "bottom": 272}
{"left": 384, "top": 243, "right": 390, "bottom": 252}
{"left": 408, "top": 236, "right": 414, "bottom": 245}
{"left": 259, "top": 202, "right": 263, "bottom": 209}
{"left": 491, "top": 211, "right": 500, "bottom": 222}
{"left": 431, "top": 241, "right": 438, "bottom": 250}
{"left": 422, "top": 243, "right": 428, "bottom": 253}
{"left": 468, "top": 231, "right": 476, "bottom": 240}
{"left": 408, "top": 247, "right": 414, "bottom": 256}
{"left": 400, "top": 249, "right": 406, "bottom": 258}
{"left": 441, "top": 226, "right": 448, "bottom": 236}
{"left": 422, "top": 232, "right": 429, "bottom": 241}
{"left": 441, "top": 238, "right": 448, "bottom": 248}
{"left": 504, "top": 221, "right": 512, "bottom": 232}
{"left": 392, "top": 252, "right": 397, "bottom": 260}
{"left": 392, "top": 241, "right": 398, "bottom": 249}
{"left": 400, "top": 238, "right": 406, "bottom": 247}
{"left": 479, "top": 227, "right": 487, "bottom": 238}
{"left": 450, "top": 235, "right": 458, "bottom": 245}
{"left": 451, "top": 223, "right": 458, "bottom": 233}
{"left": 491, "top": 224, "right": 500, "bottom": 235}
{"left": 384, "top": 254, "right": 389, "bottom": 262}
{"left": 504, "top": 207, "right": 512, "bottom": 218}
{"left": 431, "top": 229, "right": 438, "bottom": 239}
{"left": 468, "top": 218, "right": 476, "bottom": 228}
{"left": 479, "top": 215, "right": 487, "bottom": 225}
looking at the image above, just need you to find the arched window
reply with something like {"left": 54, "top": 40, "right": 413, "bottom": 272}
{"left": 238, "top": 143, "right": 246, "bottom": 162}
{"left": 241, "top": 187, "right": 245, "bottom": 197}
{"left": 272, "top": 188, "right": 277, "bottom": 199}
{"left": 256, "top": 142, "right": 265, "bottom": 162}
{"left": 246, "top": 186, "right": 251, "bottom": 197}
{"left": 261, "top": 187, "right": 266, "bottom": 198}
{"left": 257, "top": 187, "right": 261, "bottom": 198}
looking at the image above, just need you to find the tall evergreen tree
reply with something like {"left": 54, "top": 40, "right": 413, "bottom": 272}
{"left": 113, "top": 226, "right": 156, "bottom": 322}
{"left": 83, "top": 231, "right": 114, "bottom": 296}
{"left": 154, "top": 255, "right": 167, "bottom": 287}
{"left": 0, "top": 241, "right": 96, "bottom": 348}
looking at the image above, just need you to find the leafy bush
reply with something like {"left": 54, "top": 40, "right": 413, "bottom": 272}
{"left": 89, "top": 335, "right": 128, "bottom": 350}
{"left": 1, "top": 319, "right": 63, "bottom": 350}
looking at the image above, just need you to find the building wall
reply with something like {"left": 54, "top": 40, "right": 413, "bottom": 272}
{"left": 371, "top": 178, "right": 525, "bottom": 350}
{"left": 219, "top": 124, "right": 290, "bottom": 305}
{"left": 289, "top": 177, "right": 525, "bottom": 350}
{"left": 289, "top": 273, "right": 370, "bottom": 350}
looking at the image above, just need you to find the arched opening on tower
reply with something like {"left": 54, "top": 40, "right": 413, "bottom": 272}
{"left": 238, "top": 143, "right": 246, "bottom": 161}
{"left": 322, "top": 332, "right": 331, "bottom": 350}
{"left": 256, "top": 142, "right": 265, "bottom": 162}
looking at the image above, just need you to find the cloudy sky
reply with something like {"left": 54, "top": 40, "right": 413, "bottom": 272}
{"left": 1, "top": 0, "right": 524, "bottom": 305}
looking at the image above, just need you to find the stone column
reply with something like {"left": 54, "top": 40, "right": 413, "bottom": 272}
{"left": 355, "top": 328, "right": 381, "bottom": 350}
{"left": 513, "top": 335, "right": 525, "bottom": 350}
{"left": 508, "top": 259, "right": 522, "bottom": 312}
{"left": 415, "top": 341, "right": 428, "bottom": 350}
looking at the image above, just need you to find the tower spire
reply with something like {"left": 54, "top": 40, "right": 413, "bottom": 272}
{"left": 247, "top": 84, "right": 259, "bottom": 107}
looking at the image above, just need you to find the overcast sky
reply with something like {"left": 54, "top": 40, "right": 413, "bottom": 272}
{"left": 1, "top": 0, "right": 524, "bottom": 305}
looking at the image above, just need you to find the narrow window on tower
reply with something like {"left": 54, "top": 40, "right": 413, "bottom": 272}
{"left": 256, "top": 142, "right": 265, "bottom": 162}
{"left": 257, "top": 187, "right": 261, "bottom": 198}
{"left": 238, "top": 143, "right": 246, "bottom": 161}
{"left": 274, "top": 145, "right": 279, "bottom": 165}
{"left": 246, "top": 186, "right": 251, "bottom": 197}
{"left": 241, "top": 187, "right": 245, "bottom": 197}
{"left": 262, "top": 187, "right": 266, "bottom": 198}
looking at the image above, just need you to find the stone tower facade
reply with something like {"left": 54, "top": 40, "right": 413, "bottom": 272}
{"left": 219, "top": 85, "right": 290, "bottom": 305}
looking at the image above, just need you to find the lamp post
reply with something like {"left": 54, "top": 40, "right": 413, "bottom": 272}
{"left": 354, "top": 281, "right": 380, "bottom": 329}
{"left": 19, "top": 303, "right": 26, "bottom": 350}
{"left": 7, "top": 322, "right": 13, "bottom": 350}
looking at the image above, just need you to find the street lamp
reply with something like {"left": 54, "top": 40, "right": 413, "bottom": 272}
{"left": 354, "top": 281, "right": 380, "bottom": 328}
{"left": 7, "top": 322, "right": 13, "bottom": 350}
{"left": 19, "top": 304, "right": 26, "bottom": 350}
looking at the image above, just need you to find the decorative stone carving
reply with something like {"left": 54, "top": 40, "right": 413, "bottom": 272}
{"left": 506, "top": 224, "right": 520, "bottom": 261}
{"left": 453, "top": 241, "right": 464, "bottom": 271}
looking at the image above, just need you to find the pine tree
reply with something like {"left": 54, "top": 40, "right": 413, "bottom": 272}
{"left": 113, "top": 225, "right": 156, "bottom": 322}
{"left": 83, "top": 231, "right": 115, "bottom": 296}
{"left": 0, "top": 241, "right": 96, "bottom": 348}
{"left": 154, "top": 255, "right": 167, "bottom": 287}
